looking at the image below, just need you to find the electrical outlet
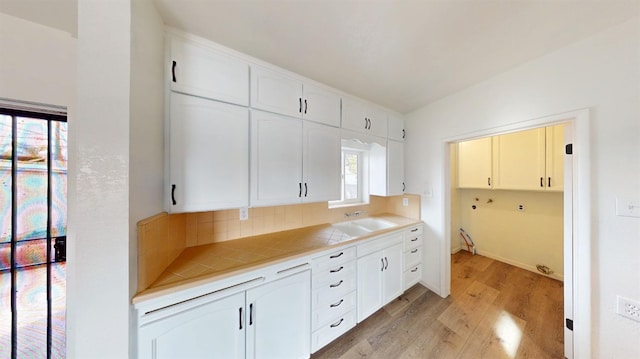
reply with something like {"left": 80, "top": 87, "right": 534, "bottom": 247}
{"left": 239, "top": 207, "right": 249, "bottom": 221}
{"left": 517, "top": 204, "right": 525, "bottom": 211}
{"left": 617, "top": 296, "right": 640, "bottom": 322}
{"left": 615, "top": 198, "right": 640, "bottom": 218}
{"left": 402, "top": 198, "right": 409, "bottom": 207}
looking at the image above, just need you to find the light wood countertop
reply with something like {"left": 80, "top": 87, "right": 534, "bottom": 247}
{"left": 133, "top": 214, "right": 421, "bottom": 304}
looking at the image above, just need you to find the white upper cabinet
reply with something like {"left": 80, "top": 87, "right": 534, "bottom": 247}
{"left": 168, "top": 92, "right": 249, "bottom": 213}
{"left": 251, "top": 110, "right": 303, "bottom": 206}
{"left": 170, "top": 36, "right": 249, "bottom": 106}
{"left": 303, "top": 121, "right": 341, "bottom": 202}
{"left": 251, "top": 66, "right": 342, "bottom": 127}
{"left": 457, "top": 137, "right": 493, "bottom": 189}
{"left": 251, "top": 66, "right": 303, "bottom": 118}
{"left": 250, "top": 110, "right": 340, "bottom": 207}
{"left": 342, "top": 97, "right": 388, "bottom": 138}
{"left": 492, "top": 128, "right": 546, "bottom": 191}
{"left": 545, "top": 124, "right": 565, "bottom": 191}
{"left": 302, "top": 83, "right": 341, "bottom": 127}
{"left": 387, "top": 114, "right": 405, "bottom": 142}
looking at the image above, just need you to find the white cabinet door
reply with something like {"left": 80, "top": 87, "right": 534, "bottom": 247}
{"left": 382, "top": 243, "right": 404, "bottom": 305}
{"left": 251, "top": 110, "right": 303, "bottom": 206}
{"left": 170, "top": 36, "right": 249, "bottom": 106}
{"left": 251, "top": 66, "right": 303, "bottom": 118}
{"left": 138, "top": 292, "right": 245, "bottom": 359}
{"left": 387, "top": 140, "right": 405, "bottom": 196}
{"left": 545, "top": 124, "right": 565, "bottom": 191}
{"left": 387, "top": 114, "right": 405, "bottom": 142}
{"left": 457, "top": 137, "right": 493, "bottom": 188}
{"left": 246, "top": 271, "right": 311, "bottom": 359}
{"left": 492, "top": 128, "right": 546, "bottom": 190}
{"left": 303, "top": 83, "right": 341, "bottom": 127}
{"left": 342, "top": 97, "right": 388, "bottom": 137}
{"left": 356, "top": 251, "right": 384, "bottom": 322}
{"left": 303, "top": 121, "right": 341, "bottom": 202}
{"left": 169, "top": 92, "right": 249, "bottom": 212}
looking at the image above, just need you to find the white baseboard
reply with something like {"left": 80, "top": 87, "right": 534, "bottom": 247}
{"left": 469, "top": 249, "right": 564, "bottom": 281}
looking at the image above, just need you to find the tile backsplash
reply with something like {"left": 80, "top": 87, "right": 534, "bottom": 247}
{"left": 137, "top": 194, "right": 421, "bottom": 291}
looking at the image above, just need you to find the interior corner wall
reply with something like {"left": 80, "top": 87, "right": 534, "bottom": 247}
{"left": 71, "top": 0, "right": 131, "bottom": 357}
{"left": 129, "top": 0, "right": 165, "bottom": 342}
{"left": 404, "top": 17, "right": 640, "bottom": 358}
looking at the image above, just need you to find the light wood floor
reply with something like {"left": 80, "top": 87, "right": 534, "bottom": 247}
{"left": 311, "top": 251, "right": 564, "bottom": 359}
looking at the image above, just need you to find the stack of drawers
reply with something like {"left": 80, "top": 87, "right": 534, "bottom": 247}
{"left": 310, "top": 246, "right": 357, "bottom": 353}
{"left": 403, "top": 224, "right": 423, "bottom": 289}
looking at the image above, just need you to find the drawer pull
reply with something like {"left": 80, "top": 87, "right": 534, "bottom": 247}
{"left": 330, "top": 280, "right": 343, "bottom": 288}
{"left": 330, "top": 266, "right": 344, "bottom": 273}
{"left": 329, "top": 252, "right": 344, "bottom": 259}
{"left": 411, "top": 237, "right": 418, "bottom": 242}
{"left": 411, "top": 267, "right": 419, "bottom": 273}
{"left": 330, "top": 318, "right": 344, "bottom": 328}
{"left": 411, "top": 228, "right": 419, "bottom": 232}
{"left": 411, "top": 249, "right": 418, "bottom": 253}
{"left": 330, "top": 299, "right": 344, "bottom": 308}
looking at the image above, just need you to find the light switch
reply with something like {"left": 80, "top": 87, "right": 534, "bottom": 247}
{"left": 615, "top": 198, "right": 640, "bottom": 218}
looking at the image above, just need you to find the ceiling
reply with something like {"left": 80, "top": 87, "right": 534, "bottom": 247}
{"left": 1, "top": 0, "right": 638, "bottom": 114}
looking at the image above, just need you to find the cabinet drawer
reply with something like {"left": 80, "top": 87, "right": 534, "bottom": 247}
{"left": 404, "top": 264, "right": 421, "bottom": 289}
{"left": 404, "top": 234, "right": 423, "bottom": 250}
{"left": 404, "top": 247, "right": 421, "bottom": 269}
{"left": 313, "top": 261, "right": 356, "bottom": 289}
{"left": 312, "top": 275, "right": 356, "bottom": 307}
{"left": 312, "top": 290, "right": 356, "bottom": 329}
{"left": 405, "top": 225, "right": 423, "bottom": 237}
{"left": 311, "top": 309, "right": 356, "bottom": 353}
{"left": 357, "top": 233, "right": 402, "bottom": 258}
{"left": 313, "top": 247, "right": 356, "bottom": 271}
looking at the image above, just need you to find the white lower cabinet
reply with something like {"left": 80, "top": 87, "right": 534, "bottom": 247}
{"left": 356, "top": 233, "right": 404, "bottom": 322}
{"left": 138, "top": 270, "right": 310, "bottom": 359}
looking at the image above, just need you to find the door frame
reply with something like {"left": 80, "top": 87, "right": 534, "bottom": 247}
{"left": 442, "top": 108, "right": 590, "bottom": 358}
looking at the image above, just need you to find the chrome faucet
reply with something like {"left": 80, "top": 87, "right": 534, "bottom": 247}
{"left": 344, "top": 210, "right": 367, "bottom": 218}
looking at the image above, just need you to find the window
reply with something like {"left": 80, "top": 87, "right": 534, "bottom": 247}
{"left": 0, "top": 105, "right": 67, "bottom": 359}
{"left": 330, "top": 144, "right": 369, "bottom": 207}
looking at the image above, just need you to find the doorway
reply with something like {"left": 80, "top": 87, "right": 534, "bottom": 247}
{"left": 442, "top": 108, "right": 591, "bottom": 359}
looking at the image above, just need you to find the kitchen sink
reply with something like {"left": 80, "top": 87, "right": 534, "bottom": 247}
{"left": 332, "top": 218, "right": 397, "bottom": 237}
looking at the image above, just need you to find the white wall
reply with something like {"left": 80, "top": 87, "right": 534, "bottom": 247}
{"left": 0, "top": 13, "right": 76, "bottom": 106}
{"left": 70, "top": 0, "right": 131, "bottom": 357}
{"left": 405, "top": 17, "right": 640, "bottom": 358}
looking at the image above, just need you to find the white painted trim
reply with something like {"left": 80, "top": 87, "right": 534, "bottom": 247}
{"left": 441, "top": 108, "right": 590, "bottom": 359}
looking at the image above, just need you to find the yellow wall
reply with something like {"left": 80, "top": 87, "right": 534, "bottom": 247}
{"left": 456, "top": 189, "right": 563, "bottom": 280}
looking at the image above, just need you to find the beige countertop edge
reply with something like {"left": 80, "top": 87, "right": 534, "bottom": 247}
{"left": 132, "top": 214, "right": 422, "bottom": 304}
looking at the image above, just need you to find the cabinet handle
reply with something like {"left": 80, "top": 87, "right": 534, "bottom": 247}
{"left": 249, "top": 303, "right": 253, "bottom": 326}
{"left": 330, "top": 318, "right": 344, "bottom": 328}
{"left": 402, "top": 182, "right": 405, "bottom": 192}
{"left": 381, "top": 258, "right": 384, "bottom": 271}
{"left": 540, "top": 177, "right": 544, "bottom": 188}
{"left": 172, "top": 61, "right": 177, "bottom": 82}
{"left": 411, "top": 249, "right": 418, "bottom": 253}
{"left": 488, "top": 177, "right": 491, "bottom": 186}
{"left": 384, "top": 257, "right": 388, "bottom": 270}
{"left": 330, "top": 280, "right": 343, "bottom": 288}
{"left": 330, "top": 299, "right": 344, "bottom": 308}
{"left": 171, "top": 184, "right": 177, "bottom": 205}
{"left": 402, "top": 129, "right": 405, "bottom": 139}
{"left": 329, "top": 252, "right": 343, "bottom": 259}
{"left": 411, "top": 237, "right": 418, "bottom": 242}
{"left": 548, "top": 177, "right": 551, "bottom": 188}
{"left": 364, "top": 118, "right": 368, "bottom": 130}
{"left": 299, "top": 98, "right": 302, "bottom": 113}
{"left": 411, "top": 267, "right": 418, "bottom": 273}
{"left": 299, "top": 182, "right": 302, "bottom": 197}
{"left": 304, "top": 99, "right": 308, "bottom": 114}
{"left": 411, "top": 228, "right": 419, "bottom": 232}
{"left": 304, "top": 182, "right": 308, "bottom": 197}
{"left": 330, "top": 266, "right": 344, "bottom": 273}
{"left": 239, "top": 307, "right": 243, "bottom": 330}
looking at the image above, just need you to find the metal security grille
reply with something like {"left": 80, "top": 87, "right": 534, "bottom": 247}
{"left": 0, "top": 107, "right": 67, "bottom": 359}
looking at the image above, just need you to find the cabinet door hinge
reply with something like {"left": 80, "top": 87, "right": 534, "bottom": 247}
{"left": 566, "top": 318, "right": 573, "bottom": 331}
{"left": 565, "top": 144, "right": 573, "bottom": 155}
